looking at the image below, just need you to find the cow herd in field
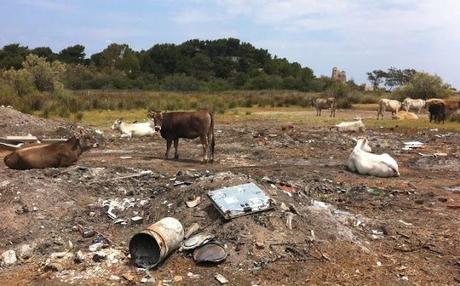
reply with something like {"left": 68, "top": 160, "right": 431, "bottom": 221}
{"left": 3, "top": 95, "right": 459, "bottom": 177}
{"left": 315, "top": 96, "right": 460, "bottom": 124}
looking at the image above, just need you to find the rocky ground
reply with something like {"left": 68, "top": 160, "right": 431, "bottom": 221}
{"left": 0, "top": 109, "right": 459, "bottom": 285}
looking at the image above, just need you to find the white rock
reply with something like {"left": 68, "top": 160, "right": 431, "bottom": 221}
{"left": 1, "top": 250, "right": 17, "bottom": 266}
{"left": 17, "top": 244, "right": 34, "bottom": 260}
{"left": 110, "top": 275, "right": 121, "bottom": 281}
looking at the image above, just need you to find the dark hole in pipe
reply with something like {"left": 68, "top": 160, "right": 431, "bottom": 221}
{"left": 129, "top": 233, "right": 161, "bottom": 268}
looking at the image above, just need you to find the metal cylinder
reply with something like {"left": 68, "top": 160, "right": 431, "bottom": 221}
{"left": 129, "top": 217, "right": 184, "bottom": 268}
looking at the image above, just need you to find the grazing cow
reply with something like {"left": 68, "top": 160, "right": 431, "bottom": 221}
{"left": 393, "top": 111, "right": 419, "bottom": 120}
{"left": 333, "top": 118, "right": 365, "bottom": 132}
{"left": 347, "top": 138, "right": 400, "bottom": 177}
{"left": 148, "top": 110, "right": 215, "bottom": 162}
{"left": 377, "top": 99, "right": 401, "bottom": 120}
{"left": 428, "top": 101, "right": 446, "bottom": 124}
{"left": 443, "top": 100, "right": 460, "bottom": 117}
{"left": 111, "top": 119, "right": 156, "bottom": 139}
{"left": 4, "top": 135, "right": 92, "bottom": 170}
{"left": 401, "top": 98, "right": 425, "bottom": 114}
{"left": 315, "top": 97, "right": 336, "bottom": 117}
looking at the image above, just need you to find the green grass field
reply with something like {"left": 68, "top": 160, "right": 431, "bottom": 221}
{"left": 70, "top": 106, "right": 460, "bottom": 132}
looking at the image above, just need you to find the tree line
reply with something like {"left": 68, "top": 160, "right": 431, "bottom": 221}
{"left": 0, "top": 38, "right": 454, "bottom": 117}
{"left": 0, "top": 38, "right": 331, "bottom": 91}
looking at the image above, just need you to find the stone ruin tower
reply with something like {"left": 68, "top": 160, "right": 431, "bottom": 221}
{"left": 331, "top": 67, "right": 347, "bottom": 82}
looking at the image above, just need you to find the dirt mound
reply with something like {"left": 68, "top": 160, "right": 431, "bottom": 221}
{"left": 0, "top": 106, "right": 71, "bottom": 137}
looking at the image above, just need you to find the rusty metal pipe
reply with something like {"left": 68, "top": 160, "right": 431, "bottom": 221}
{"left": 129, "top": 217, "right": 184, "bottom": 268}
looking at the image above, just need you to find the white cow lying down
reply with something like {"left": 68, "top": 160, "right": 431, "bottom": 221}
{"left": 334, "top": 118, "right": 365, "bottom": 132}
{"left": 111, "top": 119, "right": 156, "bottom": 139}
{"left": 347, "top": 138, "right": 400, "bottom": 177}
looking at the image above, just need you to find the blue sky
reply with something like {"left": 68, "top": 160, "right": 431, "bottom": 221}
{"left": 0, "top": 0, "right": 459, "bottom": 87}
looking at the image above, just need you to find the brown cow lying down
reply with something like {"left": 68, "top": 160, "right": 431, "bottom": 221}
{"left": 148, "top": 110, "right": 215, "bottom": 163}
{"left": 4, "top": 136, "right": 92, "bottom": 170}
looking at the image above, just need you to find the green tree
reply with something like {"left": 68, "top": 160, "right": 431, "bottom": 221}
{"left": 30, "top": 47, "right": 56, "bottom": 61}
{"left": 367, "top": 70, "right": 387, "bottom": 89}
{"left": 384, "top": 67, "right": 416, "bottom": 90}
{"left": 58, "top": 44, "right": 86, "bottom": 64}
{"left": 0, "top": 44, "right": 30, "bottom": 69}
{"left": 191, "top": 53, "right": 214, "bottom": 81}
{"left": 399, "top": 72, "right": 452, "bottom": 99}
{"left": 95, "top": 43, "right": 140, "bottom": 75}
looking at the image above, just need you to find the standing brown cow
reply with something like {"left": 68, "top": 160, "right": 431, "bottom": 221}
{"left": 148, "top": 110, "right": 215, "bottom": 163}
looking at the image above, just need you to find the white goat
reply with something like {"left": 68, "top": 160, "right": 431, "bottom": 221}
{"left": 111, "top": 119, "right": 156, "bottom": 139}
{"left": 347, "top": 138, "right": 400, "bottom": 177}
{"left": 334, "top": 118, "right": 365, "bottom": 132}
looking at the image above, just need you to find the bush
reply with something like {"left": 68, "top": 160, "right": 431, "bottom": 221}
{"left": 336, "top": 97, "right": 352, "bottom": 109}
{"left": 161, "top": 74, "right": 203, "bottom": 91}
{"left": 73, "top": 112, "right": 84, "bottom": 122}
{"left": 449, "top": 110, "right": 460, "bottom": 122}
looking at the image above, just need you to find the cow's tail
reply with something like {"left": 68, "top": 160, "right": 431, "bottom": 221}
{"left": 209, "top": 111, "right": 215, "bottom": 161}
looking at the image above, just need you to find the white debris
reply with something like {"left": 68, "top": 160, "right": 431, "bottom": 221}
{"left": 1, "top": 250, "right": 17, "bottom": 266}
{"left": 215, "top": 273, "right": 229, "bottom": 284}
{"left": 89, "top": 242, "right": 104, "bottom": 252}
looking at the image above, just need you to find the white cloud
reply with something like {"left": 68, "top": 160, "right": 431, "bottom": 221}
{"left": 172, "top": 0, "right": 459, "bottom": 86}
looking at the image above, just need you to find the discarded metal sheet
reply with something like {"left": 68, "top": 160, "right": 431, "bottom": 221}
{"left": 1, "top": 135, "right": 38, "bottom": 143}
{"left": 182, "top": 233, "right": 214, "bottom": 250}
{"left": 207, "top": 183, "right": 272, "bottom": 220}
{"left": 402, "top": 141, "right": 424, "bottom": 150}
{"left": 193, "top": 241, "right": 227, "bottom": 263}
{"left": 0, "top": 142, "right": 24, "bottom": 150}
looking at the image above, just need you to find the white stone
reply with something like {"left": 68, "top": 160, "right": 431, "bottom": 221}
{"left": 1, "top": 250, "right": 17, "bottom": 266}
{"left": 17, "top": 244, "right": 34, "bottom": 260}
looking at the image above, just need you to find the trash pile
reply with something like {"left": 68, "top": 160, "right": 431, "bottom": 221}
{"left": 1, "top": 119, "right": 459, "bottom": 284}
